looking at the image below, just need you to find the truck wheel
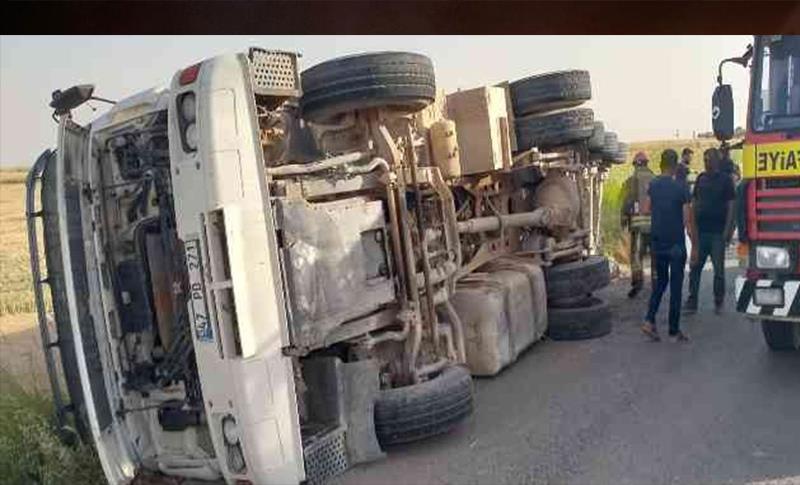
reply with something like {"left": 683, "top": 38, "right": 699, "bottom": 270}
{"left": 544, "top": 256, "right": 610, "bottom": 301}
{"left": 613, "top": 141, "right": 629, "bottom": 164}
{"left": 509, "top": 70, "right": 591, "bottom": 117}
{"left": 547, "top": 296, "right": 612, "bottom": 341}
{"left": 300, "top": 52, "right": 436, "bottom": 123}
{"left": 601, "top": 132, "right": 618, "bottom": 161}
{"left": 761, "top": 320, "right": 800, "bottom": 351}
{"left": 374, "top": 365, "right": 473, "bottom": 446}
{"left": 515, "top": 108, "right": 594, "bottom": 151}
{"left": 587, "top": 121, "right": 605, "bottom": 152}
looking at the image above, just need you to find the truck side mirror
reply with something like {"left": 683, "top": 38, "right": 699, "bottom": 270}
{"left": 712, "top": 84, "right": 734, "bottom": 141}
{"left": 49, "top": 84, "right": 95, "bottom": 115}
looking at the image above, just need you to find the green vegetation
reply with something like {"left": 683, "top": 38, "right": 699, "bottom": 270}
{"left": 0, "top": 369, "right": 105, "bottom": 485}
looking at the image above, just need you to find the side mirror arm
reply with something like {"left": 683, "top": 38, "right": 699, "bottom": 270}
{"left": 717, "top": 44, "right": 753, "bottom": 85}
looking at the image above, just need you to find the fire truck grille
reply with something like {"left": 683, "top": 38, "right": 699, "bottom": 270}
{"left": 750, "top": 177, "right": 800, "bottom": 240}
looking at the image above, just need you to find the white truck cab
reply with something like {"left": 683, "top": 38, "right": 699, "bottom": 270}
{"left": 28, "top": 47, "right": 616, "bottom": 484}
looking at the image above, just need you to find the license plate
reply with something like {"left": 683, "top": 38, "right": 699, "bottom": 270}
{"left": 185, "top": 238, "right": 213, "bottom": 342}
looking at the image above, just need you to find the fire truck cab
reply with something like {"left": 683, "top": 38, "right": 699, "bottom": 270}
{"left": 715, "top": 35, "right": 800, "bottom": 350}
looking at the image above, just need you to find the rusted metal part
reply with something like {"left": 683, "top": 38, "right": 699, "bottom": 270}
{"left": 407, "top": 124, "right": 440, "bottom": 354}
{"left": 385, "top": 178, "right": 408, "bottom": 306}
{"left": 415, "top": 358, "right": 450, "bottom": 379}
{"left": 324, "top": 309, "right": 401, "bottom": 348}
{"left": 265, "top": 151, "right": 367, "bottom": 177}
{"left": 437, "top": 323, "right": 457, "bottom": 362}
{"left": 371, "top": 119, "right": 424, "bottom": 381}
{"left": 145, "top": 232, "right": 176, "bottom": 350}
{"left": 441, "top": 301, "right": 467, "bottom": 364}
{"left": 549, "top": 245, "right": 585, "bottom": 261}
{"left": 456, "top": 207, "right": 552, "bottom": 234}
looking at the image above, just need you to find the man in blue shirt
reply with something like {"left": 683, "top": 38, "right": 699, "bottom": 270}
{"left": 642, "top": 149, "right": 693, "bottom": 342}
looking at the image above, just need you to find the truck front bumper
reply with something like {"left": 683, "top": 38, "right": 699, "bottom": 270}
{"left": 735, "top": 276, "right": 800, "bottom": 321}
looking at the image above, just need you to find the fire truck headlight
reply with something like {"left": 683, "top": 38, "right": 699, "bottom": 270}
{"left": 755, "top": 246, "right": 790, "bottom": 269}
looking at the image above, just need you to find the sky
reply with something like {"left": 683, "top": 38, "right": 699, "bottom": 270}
{"left": 0, "top": 35, "right": 752, "bottom": 167}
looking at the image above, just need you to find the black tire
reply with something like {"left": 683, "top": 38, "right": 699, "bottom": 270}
{"left": 587, "top": 121, "right": 605, "bottom": 152}
{"left": 547, "top": 297, "right": 612, "bottom": 341}
{"left": 509, "top": 70, "right": 591, "bottom": 117}
{"left": 374, "top": 365, "right": 473, "bottom": 446}
{"left": 300, "top": 52, "right": 436, "bottom": 123}
{"left": 601, "top": 132, "right": 619, "bottom": 160}
{"left": 613, "top": 141, "right": 629, "bottom": 164}
{"left": 761, "top": 320, "right": 800, "bottom": 351}
{"left": 515, "top": 108, "right": 594, "bottom": 151}
{"left": 544, "top": 255, "right": 610, "bottom": 301}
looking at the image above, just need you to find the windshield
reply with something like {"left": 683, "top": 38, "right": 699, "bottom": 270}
{"left": 750, "top": 35, "right": 800, "bottom": 132}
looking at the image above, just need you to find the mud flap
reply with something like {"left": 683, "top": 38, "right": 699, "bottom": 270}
{"left": 301, "top": 357, "right": 385, "bottom": 484}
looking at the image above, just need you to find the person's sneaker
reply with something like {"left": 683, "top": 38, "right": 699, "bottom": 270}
{"left": 628, "top": 286, "right": 642, "bottom": 298}
{"left": 669, "top": 331, "right": 690, "bottom": 343}
{"left": 641, "top": 322, "right": 661, "bottom": 342}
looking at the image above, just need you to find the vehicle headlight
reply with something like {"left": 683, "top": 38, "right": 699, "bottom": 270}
{"left": 178, "top": 92, "right": 198, "bottom": 152}
{"left": 180, "top": 92, "right": 196, "bottom": 123}
{"left": 221, "top": 415, "right": 240, "bottom": 445}
{"left": 184, "top": 123, "right": 198, "bottom": 151}
{"left": 755, "top": 246, "right": 790, "bottom": 269}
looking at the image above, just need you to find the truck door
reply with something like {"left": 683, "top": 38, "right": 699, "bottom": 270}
{"left": 168, "top": 53, "right": 305, "bottom": 483}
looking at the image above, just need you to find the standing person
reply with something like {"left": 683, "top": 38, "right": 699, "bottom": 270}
{"left": 675, "top": 147, "right": 694, "bottom": 187}
{"left": 620, "top": 151, "right": 656, "bottom": 298}
{"left": 676, "top": 147, "right": 695, "bottom": 263}
{"left": 685, "top": 148, "right": 736, "bottom": 315}
{"left": 642, "top": 149, "right": 693, "bottom": 342}
{"left": 719, "top": 144, "right": 740, "bottom": 183}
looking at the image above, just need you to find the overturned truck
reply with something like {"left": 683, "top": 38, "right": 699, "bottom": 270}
{"left": 27, "top": 48, "right": 625, "bottom": 484}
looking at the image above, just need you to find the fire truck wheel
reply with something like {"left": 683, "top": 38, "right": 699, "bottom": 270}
{"left": 761, "top": 320, "right": 800, "bottom": 351}
{"left": 515, "top": 108, "right": 595, "bottom": 151}
{"left": 374, "top": 365, "right": 473, "bottom": 447}
{"left": 587, "top": 121, "right": 605, "bottom": 152}
{"left": 509, "top": 70, "right": 592, "bottom": 117}
{"left": 544, "top": 256, "right": 610, "bottom": 301}
{"left": 300, "top": 52, "right": 436, "bottom": 123}
{"left": 547, "top": 296, "right": 612, "bottom": 341}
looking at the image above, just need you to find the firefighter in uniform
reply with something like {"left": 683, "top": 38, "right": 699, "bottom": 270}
{"left": 621, "top": 151, "right": 656, "bottom": 298}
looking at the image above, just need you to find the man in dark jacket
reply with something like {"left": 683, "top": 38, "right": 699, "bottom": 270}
{"left": 675, "top": 147, "right": 694, "bottom": 186}
{"left": 642, "top": 149, "right": 692, "bottom": 342}
{"left": 685, "top": 148, "right": 736, "bottom": 315}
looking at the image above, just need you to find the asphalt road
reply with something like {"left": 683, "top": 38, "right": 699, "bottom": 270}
{"left": 335, "top": 267, "right": 800, "bottom": 485}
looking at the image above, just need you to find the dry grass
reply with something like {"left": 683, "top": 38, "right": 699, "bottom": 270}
{"left": 0, "top": 169, "right": 40, "bottom": 316}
